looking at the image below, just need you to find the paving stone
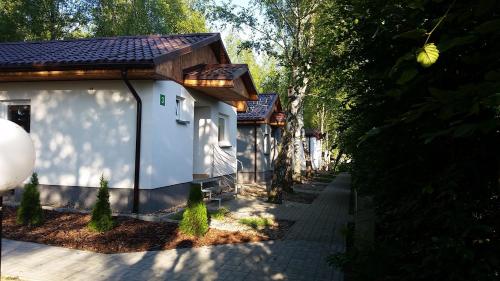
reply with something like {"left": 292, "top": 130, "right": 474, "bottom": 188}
{"left": 2, "top": 174, "right": 351, "bottom": 281}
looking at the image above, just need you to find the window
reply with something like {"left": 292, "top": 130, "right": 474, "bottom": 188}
{"left": 175, "top": 96, "right": 183, "bottom": 120}
{"left": 218, "top": 114, "right": 230, "bottom": 147}
{"left": 218, "top": 116, "right": 226, "bottom": 142}
{"left": 1, "top": 101, "right": 30, "bottom": 132}
{"left": 263, "top": 133, "right": 271, "bottom": 155}
{"left": 175, "top": 96, "right": 189, "bottom": 125}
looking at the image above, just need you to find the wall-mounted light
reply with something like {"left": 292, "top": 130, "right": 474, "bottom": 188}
{"left": 88, "top": 87, "right": 96, "bottom": 94}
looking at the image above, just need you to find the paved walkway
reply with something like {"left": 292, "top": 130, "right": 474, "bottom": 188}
{"left": 1, "top": 173, "right": 351, "bottom": 281}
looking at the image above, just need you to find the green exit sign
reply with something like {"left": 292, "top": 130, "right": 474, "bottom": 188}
{"left": 160, "top": 94, "right": 165, "bottom": 106}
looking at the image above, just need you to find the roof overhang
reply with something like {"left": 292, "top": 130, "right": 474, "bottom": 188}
{"left": 237, "top": 94, "right": 286, "bottom": 126}
{"left": 182, "top": 64, "right": 258, "bottom": 102}
{"left": 0, "top": 33, "right": 259, "bottom": 105}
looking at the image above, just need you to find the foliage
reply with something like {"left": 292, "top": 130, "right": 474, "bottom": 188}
{"left": 0, "top": 0, "right": 92, "bottom": 41}
{"left": 17, "top": 173, "right": 43, "bottom": 226}
{"left": 238, "top": 217, "right": 272, "bottom": 229}
{"left": 91, "top": 0, "right": 207, "bottom": 37}
{"left": 210, "top": 0, "right": 324, "bottom": 190}
{"left": 335, "top": 162, "right": 350, "bottom": 173}
{"left": 314, "top": 0, "right": 500, "bottom": 280}
{"left": 179, "top": 184, "right": 208, "bottom": 237}
{"left": 208, "top": 207, "right": 230, "bottom": 220}
{"left": 0, "top": 0, "right": 207, "bottom": 42}
{"left": 172, "top": 207, "right": 230, "bottom": 221}
{"left": 224, "top": 33, "right": 288, "bottom": 99}
{"left": 88, "top": 175, "right": 114, "bottom": 232}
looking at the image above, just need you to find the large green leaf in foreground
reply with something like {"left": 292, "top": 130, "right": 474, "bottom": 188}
{"left": 417, "top": 43, "right": 440, "bottom": 67}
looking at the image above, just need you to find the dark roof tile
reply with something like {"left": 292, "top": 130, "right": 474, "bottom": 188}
{"left": 238, "top": 93, "right": 279, "bottom": 121}
{"left": 0, "top": 34, "right": 217, "bottom": 70}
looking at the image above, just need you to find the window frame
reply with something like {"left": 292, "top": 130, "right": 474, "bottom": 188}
{"left": 175, "top": 96, "right": 189, "bottom": 125}
{"left": 218, "top": 114, "right": 231, "bottom": 147}
{"left": 1, "top": 99, "right": 31, "bottom": 133}
{"left": 263, "top": 132, "right": 271, "bottom": 155}
{"left": 175, "top": 96, "right": 183, "bottom": 120}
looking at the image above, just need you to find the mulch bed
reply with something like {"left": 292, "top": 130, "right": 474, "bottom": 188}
{"left": 283, "top": 191, "right": 319, "bottom": 204}
{"left": 240, "top": 184, "right": 268, "bottom": 198}
{"left": 2, "top": 206, "right": 292, "bottom": 254}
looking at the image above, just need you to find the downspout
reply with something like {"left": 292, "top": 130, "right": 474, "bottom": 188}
{"left": 254, "top": 124, "right": 258, "bottom": 183}
{"left": 121, "top": 70, "right": 142, "bottom": 214}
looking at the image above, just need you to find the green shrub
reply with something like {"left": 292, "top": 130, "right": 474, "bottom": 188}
{"left": 17, "top": 173, "right": 43, "bottom": 226}
{"left": 179, "top": 184, "right": 208, "bottom": 237}
{"left": 88, "top": 175, "right": 114, "bottom": 232}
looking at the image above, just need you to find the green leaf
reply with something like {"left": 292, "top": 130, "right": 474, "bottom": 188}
{"left": 397, "top": 68, "right": 418, "bottom": 85}
{"left": 390, "top": 52, "right": 415, "bottom": 77}
{"left": 393, "top": 28, "right": 426, "bottom": 40}
{"left": 416, "top": 43, "right": 439, "bottom": 68}
{"left": 474, "top": 19, "right": 500, "bottom": 34}
{"left": 438, "top": 35, "right": 476, "bottom": 52}
{"left": 452, "top": 124, "right": 476, "bottom": 137}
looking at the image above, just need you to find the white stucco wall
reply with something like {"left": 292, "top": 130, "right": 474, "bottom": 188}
{"left": 150, "top": 81, "right": 195, "bottom": 188}
{"left": 310, "top": 137, "right": 322, "bottom": 170}
{"left": 0, "top": 80, "right": 155, "bottom": 189}
{"left": 192, "top": 93, "right": 237, "bottom": 177}
{"left": 0, "top": 80, "right": 238, "bottom": 190}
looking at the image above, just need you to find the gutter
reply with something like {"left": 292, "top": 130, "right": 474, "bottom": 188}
{"left": 254, "top": 124, "right": 258, "bottom": 183}
{"left": 121, "top": 70, "right": 142, "bottom": 214}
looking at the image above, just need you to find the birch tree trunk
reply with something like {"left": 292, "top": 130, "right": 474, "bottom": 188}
{"left": 269, "top": 66, "right": 308, "bottom": 202}
{"left": 268, "top": 129, "right": 293, "bottom": 203}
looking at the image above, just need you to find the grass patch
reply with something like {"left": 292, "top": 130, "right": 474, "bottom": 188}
{"left": 208, "top": 207, "right": 230, "bottom": 220}
{"left": 239, "top": 217, "right": 272, "bottom": 229}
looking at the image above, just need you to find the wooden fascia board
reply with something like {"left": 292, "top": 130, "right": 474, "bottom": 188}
{"left": 241, "top": 72, "right": 259, "bottom": 100}
{"left": 152, "top": 33, "right": 222, "bottom": 65}
{"left": 269, "top": 122, "right": 286, "bottom": 127}
{"left": 209, "top": 40, "right": 231, "bottom": 64}
{"left": 183, "top": 79, "right": 234, "bottom": 88}
{"left": 237, "top": 120, "right": 267, "bottom": 125}
{"left": 0, "top": 68, "right": 160, "bottom": 82}
{"left": 238, "top": 120, "right": 286, "bottom": 126}
{"left": 0, "top": 62, "right": 154, "bottom": 72}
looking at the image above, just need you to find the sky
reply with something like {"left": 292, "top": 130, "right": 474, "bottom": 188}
{"left": 208, "top": 0, "right": 270, "bottom": 65}
{"left": 210, "top": 0, "right": 263, "bottom": 41}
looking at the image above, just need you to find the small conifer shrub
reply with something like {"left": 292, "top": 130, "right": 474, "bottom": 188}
{"left": 17, "top": 173, "right": 43, "bottom": 226}
{"left": 179, "top": 184, "right": 209, "bottom": 237}
{"left": 88, "top": 175, "right": 114, "bottom": 232}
